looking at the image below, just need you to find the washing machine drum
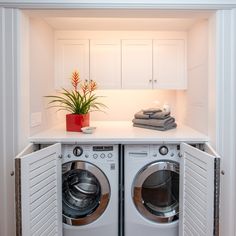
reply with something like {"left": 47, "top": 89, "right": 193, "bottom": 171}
{"left": 133, "top": 161, "right": 179, "bottom": 223}
{"left": 62, "top": 161, "right": 110, "bottom": 226}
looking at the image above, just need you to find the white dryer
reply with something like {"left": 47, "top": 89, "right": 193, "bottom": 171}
{"left": 124, "top": 144, "right": 180, "bottom": 236}
{"left": 61, "top": 144, "right": 118, "bottom": 236}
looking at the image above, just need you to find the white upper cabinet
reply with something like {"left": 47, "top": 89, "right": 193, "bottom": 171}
{"left": 90, "top": 40, "right": 121, "bottom": 89}
{"left": 55, "top": 39, "right": 89, "bottom": 89}
{"left": 122, "top": 40, "right": 153, "bottom": 89}
{"left": 153, "top": 39, "right": 186, "bottom": 89}
{"left": 55, "top": 36, "right": 187, "bottom": 90}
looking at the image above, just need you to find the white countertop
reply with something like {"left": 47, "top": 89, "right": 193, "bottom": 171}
{"left": 29, "top": 121, "right": 209, "bottom": 144}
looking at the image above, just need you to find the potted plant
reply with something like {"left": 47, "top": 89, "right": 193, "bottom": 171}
{"left": 46, "top": 70, "right": 106, "bottom": 132}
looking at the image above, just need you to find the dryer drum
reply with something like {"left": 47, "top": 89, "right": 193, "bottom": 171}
{"left": 132, "top": 161, "right": 179, "bottom": 223}
{"left": 73, "top": 181, "right": 98, "bottom": 195}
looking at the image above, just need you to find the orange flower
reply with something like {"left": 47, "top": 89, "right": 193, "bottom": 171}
{"left": 46, "top": 69, "right": 106, "bottom": 115}
{"left": 71, "top": 70, "right": 80, "bottom": 91}
{"left": 81, "top": 80, "right": 89, "bottom": 95}
{"left": 89, "top": 80, "right": 97, "bottom": 92}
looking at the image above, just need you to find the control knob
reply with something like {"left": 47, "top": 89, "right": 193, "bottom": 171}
{"left": 73, "top": 146, "right": 83, "bottom": 157}
{"left": 100, "top": 153, "right": 105, "bottom": 159}
{"left": 159, "top": 146, "right": 169, "bottom": 155}
{"left": 93, "top": 154, "right": 98, "bottom": 159}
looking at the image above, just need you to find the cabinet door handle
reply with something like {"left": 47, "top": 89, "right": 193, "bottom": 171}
{"left": 154, "top": 80, "right": 157, "bottom": 83}
{"left": 149, "top": 80, "right": 152, "bottom": 83}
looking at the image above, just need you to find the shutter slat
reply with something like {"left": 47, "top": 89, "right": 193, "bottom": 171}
{"left": 32, "top": 212, "right": 56, "bottom": 236}
{"left": 30, "top": 173, "right": 56, "bottom": 194}
{"left": 184, "top": 179, "right": 206, "bottom": 201}
{"left": 30, "top": 181, "right": 57, "bottom": 204}
{"left": 29, "top": 159, "right": 56, "bottom": 179}
{"left": 30, "top": 153, "right": 56, "bottom": 171}
{"left": 31, "top": 199, "right": 56, "bottom": 227}
{"left": 184, "top": 189, "right": 206, "bottom": 215}
{"left": 185, "top": 165, "right": 207, "bottom": 187}
{"left": 31, "top": 208, "right": 56, "bottom": 233}
{"left": 184, "top": 200, "right": 207, "bottom": 230}
{"left": 30, "top": 165, "right": 56, "bottom": 187}
{"left": 31, "top": 194, "right": 56, "bottom": 219}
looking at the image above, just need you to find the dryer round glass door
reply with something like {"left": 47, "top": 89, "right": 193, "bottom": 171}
{"left": 132, "top": 161, "right": 179, "bottom": 223}
{"left": 62, "top": 161, "right": 110, "bottom": 226}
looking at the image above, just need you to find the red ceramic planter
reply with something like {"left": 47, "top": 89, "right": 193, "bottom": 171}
{"left": 66, "top": 113, "right": 90, "bottom": 132}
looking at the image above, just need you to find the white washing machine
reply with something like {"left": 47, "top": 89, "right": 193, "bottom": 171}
{"left": 61, "top": 144, "right": 119, "bottom": 236}
{"left": 124, "top": 144, "right": 180, "bottom": 236}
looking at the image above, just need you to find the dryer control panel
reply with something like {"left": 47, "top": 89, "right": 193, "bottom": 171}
{"left": 125, "top": 144, "right": 181, "bottom": 162}
{"left": 150, "top": 144, "right": 181, "bottom": 161}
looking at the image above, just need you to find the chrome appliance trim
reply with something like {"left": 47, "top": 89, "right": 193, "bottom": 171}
{"left": 132, "top": 161, "right": 179, "bottom": 223}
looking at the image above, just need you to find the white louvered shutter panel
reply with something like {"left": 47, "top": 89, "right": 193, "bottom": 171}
{"left": 179, "top": 143, "right": 220, "bottom": 236}
{"left": 15, "top": 143, "right": 62, "bottom": 236}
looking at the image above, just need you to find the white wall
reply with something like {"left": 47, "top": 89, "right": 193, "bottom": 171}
{"left": 29, "top": 17, "right": 60, "bottom": 135}
{"left": 50, "top": 89, "right": 178, "bottom": 124}
{"left": 177, "top": 20, "right": 209, "bottom": 134}
{"left": 91, "top": 89, "right": 177, "bottom": 121}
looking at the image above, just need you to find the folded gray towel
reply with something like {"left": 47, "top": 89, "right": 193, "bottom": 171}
{"left": 132, "top": 116, "right": 175, "bottom": 127}
{"left": 134, "top": 111, "right": 150, "bottom": 119}
{"left": 142, "top": 108, "right": 162, "bottom": 115}
{"left": 134, "top": 110, "right": 171, "bottom": 120}
{"left": 133, "top": 123, "right": 177, "bottom": 131}
{"left": 150, "top": 111, "right": 170, "bottom": 119}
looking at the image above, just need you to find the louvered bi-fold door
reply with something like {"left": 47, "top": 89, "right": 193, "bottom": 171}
{"left": 179, "top": 143, "right": 220, "bottom": 236}
{"left": 15, "top": 143, "right": 62, "bottom": 236}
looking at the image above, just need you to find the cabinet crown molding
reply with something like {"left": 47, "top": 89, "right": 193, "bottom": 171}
{"left": 0, "top": 0, "right": 236, "bottom": 9}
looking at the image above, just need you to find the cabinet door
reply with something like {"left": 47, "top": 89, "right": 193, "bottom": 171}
{"left": 55, "top": 39, "right": 89, "bottom": 89}
{"left": 179, "top": 143, "right": 220, "bottom": 236}
{"left": 122, "top": 40, "right": 152, "bottom": 89}
{"left": 153, "top": 39, "right": 186, "bottom": 89}
{"left": 15, "top": 143, "right": 62, "bottom": 236}
{"left": 90, "top": 40, "right": 121, "bottom": 89}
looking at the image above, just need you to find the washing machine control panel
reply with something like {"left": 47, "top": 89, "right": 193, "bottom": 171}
{"left": 62, "top": 144, "right": 118, "bottom": 163}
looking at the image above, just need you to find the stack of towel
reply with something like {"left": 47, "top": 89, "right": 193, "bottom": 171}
{"left": 132, "top": 108, "right": 177, "bottom": 131}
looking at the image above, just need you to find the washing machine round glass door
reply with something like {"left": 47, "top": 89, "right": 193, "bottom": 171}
{"left": 62, "top": 161, "right": 110, "bottom": 226}
{"left": 132, "top": 161, "right": 179, "bottom": 223}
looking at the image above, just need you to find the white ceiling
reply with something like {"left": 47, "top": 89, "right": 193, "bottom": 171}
{"left": 24, "top": 9, "right": 214, "bottom": 31}
{"left": 43, "top": 17, "right": 198, "bottom": 31}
